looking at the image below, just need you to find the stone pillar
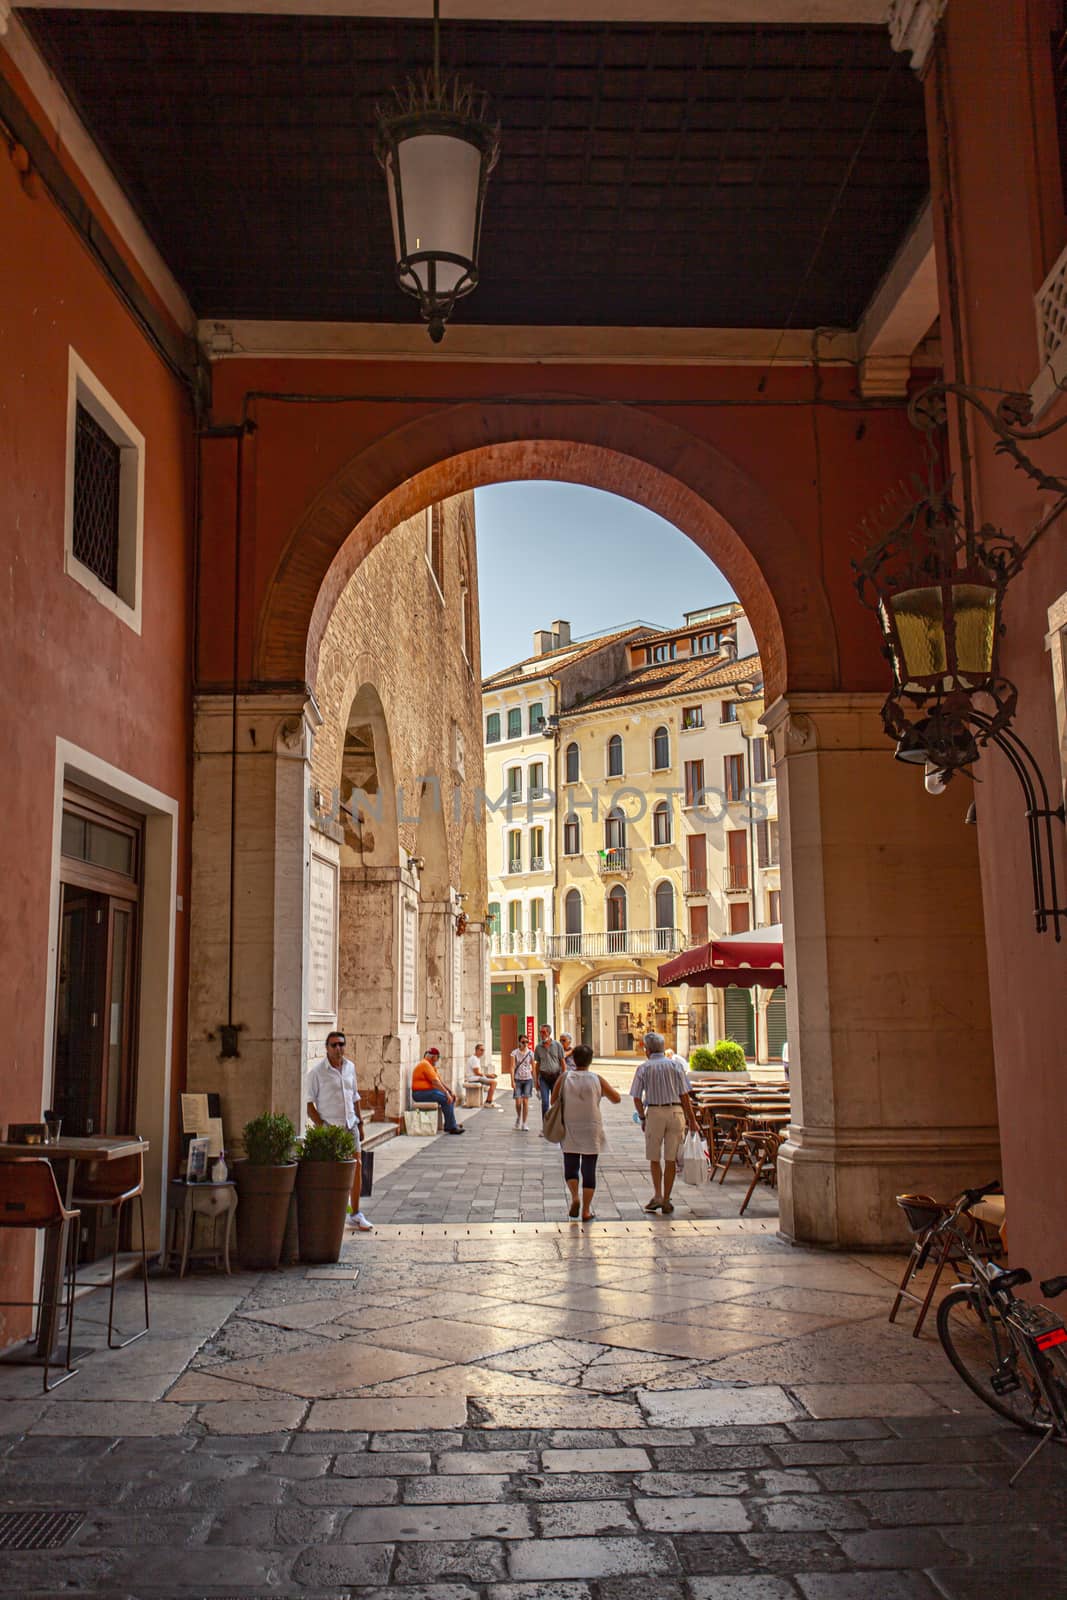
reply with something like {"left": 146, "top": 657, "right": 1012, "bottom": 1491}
{"left": 337, "top": 864, "right": 421, "bottom": 1121}
{"left": 188, "top": 691, "right": 320, "bottom": 1141}
{"left": 676, "top": 986, "right": 691, "bottom": 1059}
{"left": 420, "top": 898, "right": 464, "bottom": 1091}
{"left": 461, "top": 923, "right": 490, "bottom": 1054}
{"left": 766, "top": 695, "right": 999, "bottom": 1249}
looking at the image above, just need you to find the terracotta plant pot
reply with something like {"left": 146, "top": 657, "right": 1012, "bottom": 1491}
{"left": 296, "top": 1159, "right": 357, "bottom": 1264}
{"left": 233, "top": 1161, "right": 298, "bottom": 1269}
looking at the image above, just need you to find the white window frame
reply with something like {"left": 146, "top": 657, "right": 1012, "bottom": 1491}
{"left": 563, "top": 812, "right": 582, "bottom": 856}
{"left": 651, "top": 800, "right": 673, "bottom": 847}
{"left": 681, "top": 705, "right": 704, "bottom": 731}
{"left": 65, "top": 348, "right": 145, "bottom": 633}
{"left": 607, "top": 734, "right": 624, "bottom": 779}
{"left": 651, "top": 725, "right": 671, "bottom": 772}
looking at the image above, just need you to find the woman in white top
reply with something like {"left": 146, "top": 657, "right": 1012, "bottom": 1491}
{"left": 550, "top": 1043, "right": 621, "bottom": 1221}
{"left": 510, "top": 1036, "right": 535, "bottom": 1130}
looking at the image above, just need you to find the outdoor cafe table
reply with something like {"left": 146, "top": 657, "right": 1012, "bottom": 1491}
{"left": 0, "top": 1135, "right": 149, "bottom": 1362}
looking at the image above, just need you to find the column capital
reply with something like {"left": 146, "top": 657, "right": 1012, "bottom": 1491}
{"left": 762, "top": 692, "right": 887, "bottom": 759}
{"left": 194, "top": 688, "right": 321, "bottom": 757}
{"left": 888, "top": 0, "right": 947, "bottom": 76}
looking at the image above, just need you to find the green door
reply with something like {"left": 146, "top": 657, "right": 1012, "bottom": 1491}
{"left": 723, "top": 987, "right": 755, "bottom": 1059}
{"left": 766, "top": 989, "right": 788, "bottom": 1060}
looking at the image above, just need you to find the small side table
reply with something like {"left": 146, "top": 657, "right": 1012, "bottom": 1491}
{"left": 164, "top": 1180, "right": 238, "bottom": 1277}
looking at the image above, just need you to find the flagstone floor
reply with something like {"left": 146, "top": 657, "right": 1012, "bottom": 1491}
{"left": 1, "top": 1103, "right": 1065, "bottom": 1597}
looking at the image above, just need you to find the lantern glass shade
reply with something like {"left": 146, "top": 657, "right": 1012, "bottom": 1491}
{"left": 882, "top": 581, "right": 997, "bottom": 692}
{"left": 385, "top": 127, "right": 484, "bottom": 298}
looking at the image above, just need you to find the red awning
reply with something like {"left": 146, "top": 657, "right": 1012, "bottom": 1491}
{"left": 658, "top": 924, "right": 785, "bottom": 990}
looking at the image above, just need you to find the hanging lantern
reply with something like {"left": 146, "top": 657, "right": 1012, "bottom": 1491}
{"left": 376, "top": 2, "right": 500, "bottom": 343}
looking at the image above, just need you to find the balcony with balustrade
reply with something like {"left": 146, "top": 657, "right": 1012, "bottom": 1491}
{"left": 724, "top": 864, "right": 750, "bottom": 894}
{"left": 596, "top": 847, "right": 632, "bottom": 877}
{"left": 683, "top": 869, "right": 709, "bottom": 897}
{"left": 489, "top": 929, "right": 548, "bottom": 960}
{"left": 545, "top": 927, "right": 684, "bottom": 960}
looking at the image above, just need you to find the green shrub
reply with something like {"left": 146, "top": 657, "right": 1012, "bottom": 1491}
{"left": 241, "top": 1111, "right": 296, "bottom": 1165}
{"left": 689, "top": 1046, "right": 716, "bottom": 1072}
{"left": 298, "top": 1122, "right": 356, "bottom": 1162}
{"left": 709, "top": 1038, "right": 748, "bottom": 1072}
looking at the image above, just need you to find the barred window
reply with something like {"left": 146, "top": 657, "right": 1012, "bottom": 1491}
{"left": 73, "top": 403, "right": 121, "bottom": 593}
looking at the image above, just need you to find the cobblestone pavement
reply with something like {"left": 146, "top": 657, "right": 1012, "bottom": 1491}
{"left": 367, "top": 1093, "right": 780, "bottom": 1224}
{"left": 1, "top": 1128, "right": 1065, "bottom": 1597}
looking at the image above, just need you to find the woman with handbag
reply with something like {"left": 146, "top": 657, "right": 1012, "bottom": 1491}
{"left": 549, "top": 1044, "right": 621, "bottom": 1221}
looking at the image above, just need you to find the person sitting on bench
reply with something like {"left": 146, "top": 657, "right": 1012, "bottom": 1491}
{"left": 466, "top": 1043, "right": 500, "bottom": 1107}
{"left": 411, "top": 1048, "right": 465, "bottom": 1134}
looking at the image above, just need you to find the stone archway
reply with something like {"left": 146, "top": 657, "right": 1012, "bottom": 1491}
{"left": 254, "top": 402, "right": 840, "bottom": 702}
{"left": 236, "top": 411, "right": 997, "bottom": 1249}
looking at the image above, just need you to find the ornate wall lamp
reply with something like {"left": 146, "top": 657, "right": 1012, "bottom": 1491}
{"left": 376, "top": 0, "right": 500, "bottom": 343}
{"left": 854, "top": 381, "right": 1067, "bottom": 938}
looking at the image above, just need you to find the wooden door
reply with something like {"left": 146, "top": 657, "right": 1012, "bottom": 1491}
{"left": 690, "top": 902, "right": 709, "bottom": 944}
{"left": 500, "top": 1012, "right": 519, "bottom": 1073}
{"left": 686, "top": 833, "right": 707, "bottom": 892}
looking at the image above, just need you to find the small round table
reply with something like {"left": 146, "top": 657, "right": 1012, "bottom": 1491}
{"left": 164, "top": 1180, "right": 238, "bottom": 1277}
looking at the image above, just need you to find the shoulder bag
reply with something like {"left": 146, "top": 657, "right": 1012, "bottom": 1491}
{"left": 542, "top": 1074, "right": 567, "bottom": 1144}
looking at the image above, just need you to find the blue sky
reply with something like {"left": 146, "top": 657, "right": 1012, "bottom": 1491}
{"left": 474, "top": 482, "right": 735, "bottom": 677}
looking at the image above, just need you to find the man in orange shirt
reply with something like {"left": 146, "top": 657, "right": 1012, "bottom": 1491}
{"left": 411, "top": 1047, "right": 465, "bottom": 1134}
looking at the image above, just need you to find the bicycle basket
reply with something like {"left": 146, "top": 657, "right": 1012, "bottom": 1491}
{"left": 896, "top": 1193, "right": 945, "bottom": 1233}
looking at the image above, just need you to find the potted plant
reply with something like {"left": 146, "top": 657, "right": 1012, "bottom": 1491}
{"left": 689, "top": 1040, "right": 751, "bottom": 1083}
{"left": 233, "top": 1112, "right": 297, "bottom": 1269}
{"left": 295, "top": 1123, "right": 357, "bottom": 1264}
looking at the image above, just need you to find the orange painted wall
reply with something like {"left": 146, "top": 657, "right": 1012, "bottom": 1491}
{"left": 200, "top": 357, "right": 931, "bottom": 702}
{"left": 928, "top": 1, "right": 1067, "bottom": 1279}
{"left": 0, "top": 119, "right": 195, "bottom": 1324}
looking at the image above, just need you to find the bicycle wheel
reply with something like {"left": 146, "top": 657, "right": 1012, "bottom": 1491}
{"left": 937, "top": 1284, "right": 1051, "bottom": 1434}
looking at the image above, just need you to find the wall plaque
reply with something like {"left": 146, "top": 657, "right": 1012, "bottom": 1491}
{"left": 401, "top": 900, "right": 417, "bottom": 1022}
{"left": 308, "top": 853, "right": 338, "bottom": 1018}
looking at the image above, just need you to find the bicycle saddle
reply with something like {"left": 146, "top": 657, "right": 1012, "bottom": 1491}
{"left": 988, "top": 1265, "right": 1031, "bottom": 1292}
{"left": 1041, "top": 1275, "right": 1067, "bottom": 1299}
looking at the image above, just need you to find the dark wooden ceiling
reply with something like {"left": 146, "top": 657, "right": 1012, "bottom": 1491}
{"left": 21, "top": 11, "right": 929, "bottom": 328}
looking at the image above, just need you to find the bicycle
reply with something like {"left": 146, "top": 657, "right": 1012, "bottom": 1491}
{"left": 929, "top": 1182, "right": 1067, "bottom": 1484}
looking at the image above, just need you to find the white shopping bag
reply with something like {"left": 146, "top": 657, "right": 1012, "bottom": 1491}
{"left": 681, "top": 1130, "right": 710, "bottom": 1186}
{"left": 403, "top": 1108, "right": 439, "bottom": 1137}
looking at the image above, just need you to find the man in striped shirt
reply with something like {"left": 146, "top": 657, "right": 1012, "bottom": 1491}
{"left": 630, "top": 1032, "right": 700, "bottom": 1215}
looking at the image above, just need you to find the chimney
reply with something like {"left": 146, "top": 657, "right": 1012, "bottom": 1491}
{"left": 552, "top": 619, "right": 571, "bottom": 646}
{"left": 533, "top": 629, "right": 555, "bottom": 655}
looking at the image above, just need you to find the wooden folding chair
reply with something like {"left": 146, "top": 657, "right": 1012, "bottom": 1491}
{"left": 888, "top": 1192, "right": 1000, "bottom": 1338}
{"left": 738, "top": 1129, "right": 782, "bottom": 1215}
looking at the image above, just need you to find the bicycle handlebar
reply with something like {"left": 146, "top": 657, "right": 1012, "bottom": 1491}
{"left": 959, "top": 1180, "right": 1003, "bottom": 1208}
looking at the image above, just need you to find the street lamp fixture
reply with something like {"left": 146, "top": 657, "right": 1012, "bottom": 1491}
{"left": 376, "top": 0, "right": 500, "bottom": 343}
{"left": 854, "top": 380, "right": 1067, "bottom": 937}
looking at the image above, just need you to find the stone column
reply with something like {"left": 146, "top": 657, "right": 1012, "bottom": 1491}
{"left": 420, "top": 898, "right": 464, "bottom": 1091}
{"left": 766, "top": 694, "right": 999, "bottom": 1249}
{"left": 337, "top": 864, "right": 421, "bottom": 1120}
{"left": 461, "top": 923, "right": 490, "bottom": 1052}
{"left": 188, "top": 691, "right": 320, "bottom": 1139}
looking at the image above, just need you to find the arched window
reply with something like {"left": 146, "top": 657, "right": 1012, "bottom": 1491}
{"left": 563, "top": 812, "right": 581, "bottom": 855}
{"left": 607, "top": 885, "right": 628, "bottom": 952}
{"left": 652, "top": 800, "right": 672, "bottom": 846}
{"left": 652, "top": 725, "right": 670, "bottom": 771}
{"left": 607, "top": 733, "right": 624, "bottom": 777}
{"left": 654, "top": 881, "right": 675, "bottom": 950}
{"left": 605, "top": 806, "right": 627, "bottom": 851}
{"left": 565, "top": 742, "right": 580, "bottom": 784}
{"left": 564, "top": 888, "right": 583, "bottom": 954}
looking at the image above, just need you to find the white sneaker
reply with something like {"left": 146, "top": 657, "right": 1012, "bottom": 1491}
{"left": 347, "top": 1211, "right": 373, "bottom": 1232}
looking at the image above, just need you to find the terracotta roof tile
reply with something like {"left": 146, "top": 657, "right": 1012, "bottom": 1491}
{"left": 481, "top": 625, "right": 654, "bottom": 691}
{"left": 559, "top": 651, "right": 763, "bottom": 716}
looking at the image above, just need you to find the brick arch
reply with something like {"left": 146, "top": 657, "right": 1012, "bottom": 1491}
{"left": 255, "top": 400, "right": 840, "bottom": 701}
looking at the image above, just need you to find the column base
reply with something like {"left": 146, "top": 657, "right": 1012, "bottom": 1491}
{"left": 778, "top": 1124, "right": 1002, "bottom": 1249}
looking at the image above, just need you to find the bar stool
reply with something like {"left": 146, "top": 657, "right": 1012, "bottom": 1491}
{"left": 888, "top": 1191, "right": 999, "bottom": 1338}
{"left": 71, "top": 1148, "right": 149, "bottom": 1349}
{"left": 0, "top": 1159, "right": 80, "bottom": 1390}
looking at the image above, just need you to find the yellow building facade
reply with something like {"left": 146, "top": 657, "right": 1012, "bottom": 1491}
{"left": 548, "top": 605, "right": 785, "bottom": 1062}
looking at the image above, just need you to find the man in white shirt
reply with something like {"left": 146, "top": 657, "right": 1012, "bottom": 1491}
{"left": 466, "top": 1042, "right": 500, "bottom": 1107}
{"left": 306, "top": 1030, "right": 372, "bottom": 1231}
{"left": 630, "top": 1031, "right": 700, "bottom": 1216}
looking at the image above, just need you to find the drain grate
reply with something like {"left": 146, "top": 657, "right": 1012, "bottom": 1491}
{"left": 0, "top": 1510, "right": 85, "bottom": 1550}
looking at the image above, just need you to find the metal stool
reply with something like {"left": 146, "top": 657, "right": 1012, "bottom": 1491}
{"left": 0, "top": 1159, "right": 80, "bottom": 1390}
{"left": 71, "top": 1148, "right": 149, "bottom": 1349}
